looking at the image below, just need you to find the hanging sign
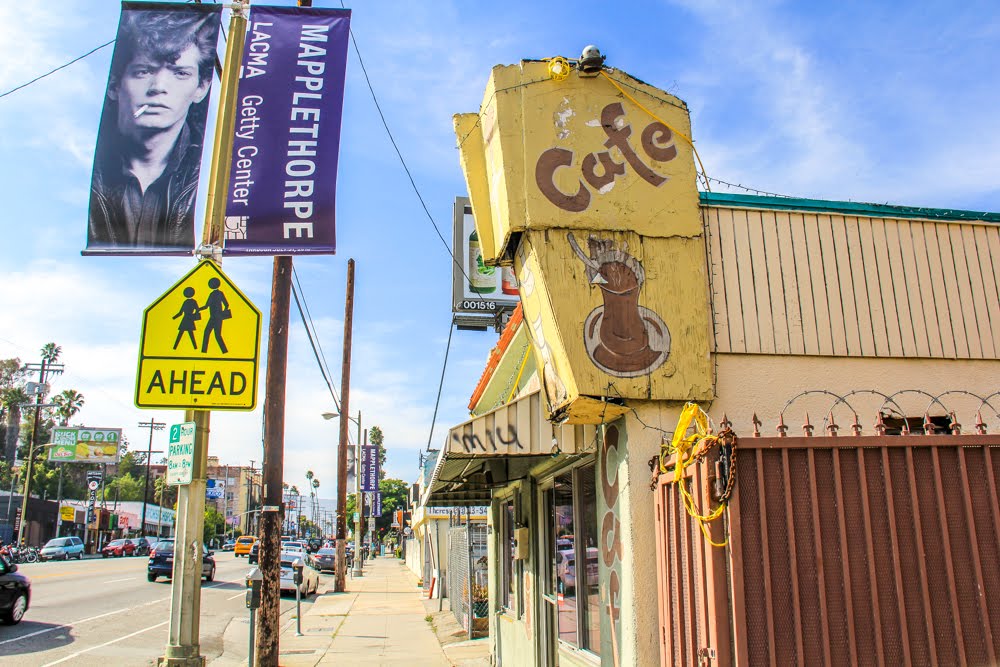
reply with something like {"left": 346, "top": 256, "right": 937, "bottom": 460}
{"left": 223, "top": 5, "right": 351, "bottom": 255}
{"left": 361, "top": 444, "right": 378, "bottom": 493}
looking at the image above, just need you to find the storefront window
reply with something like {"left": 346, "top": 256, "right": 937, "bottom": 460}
{"left": 552, "top": 464, "right": 600, "bottom": 652}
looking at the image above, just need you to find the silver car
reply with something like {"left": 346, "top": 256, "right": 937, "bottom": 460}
{"left": 279, "top": 553, "right": 320, "bottom": 596}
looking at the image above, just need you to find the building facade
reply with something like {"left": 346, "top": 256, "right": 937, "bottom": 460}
{"left": 423, "top": 57, "right": 1000, "bottom": 666}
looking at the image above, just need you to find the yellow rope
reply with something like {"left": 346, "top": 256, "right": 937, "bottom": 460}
{"left": 598, "top": 71, "right": 711, "bottom": 192}
{"left": 662, "top": 403, "right": 729, "bottom": 547}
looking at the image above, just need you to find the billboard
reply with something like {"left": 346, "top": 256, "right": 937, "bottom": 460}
{"left": 83, "top": 2, "right": 222, "bottom": 256}
{"left": 452, "top": 196, "right": 519, "bottom": 318}
{"left": 48, "top": 427, "right": 123, "bottom": 464}
{"left": 223, "top": 6, "right": 351, "bottom": 255}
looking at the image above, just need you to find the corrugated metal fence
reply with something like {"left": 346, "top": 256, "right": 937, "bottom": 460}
{"left": 656, "top": 432, "right": 1000, "bottom": 666}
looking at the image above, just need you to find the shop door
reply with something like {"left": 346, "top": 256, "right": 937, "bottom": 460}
{"left": 538, "top": 487, "right": 557, "bottom": 667}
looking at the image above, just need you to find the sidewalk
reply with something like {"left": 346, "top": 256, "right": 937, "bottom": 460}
{"left": 217, "top": 557, "right": 490, "bottom": 666}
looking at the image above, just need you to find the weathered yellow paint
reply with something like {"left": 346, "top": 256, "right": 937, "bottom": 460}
{"left": 456, "top": 60, "right": 714, "bottom": 422}
{"left": 517, "top": 229, "right": 712, "bottom": 418}
{"left": 456, "top": 61, "right": 702, "bottom": 266}
{"left": 454, "top": 113, "right": 497, "bottom": 262}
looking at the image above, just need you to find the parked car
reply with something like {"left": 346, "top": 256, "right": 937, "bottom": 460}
{"left": 281, "top": 541, "right": 307, "bottom": 557}
{"left": 306, "top": 538, "right": 322, "bottom": 553}
{"left": 101, "top": 539, "right": 136, "bottom": 558}
{"left": 221, "top": 540, "right": 236, "bottom": 552}
{"left": 39, "top": 536, "right": 85, "bottom": 561}
{"left": 556, "top": 546, "right": 598, "bottom": 595}
{"left": 279, "top": 553, "right": 319, "bottom": 596}
{"left": 248, "top": 542, "right": 259, "bottom": 565}
{"left": 0, "top": 553, "right": 30, "bottom": 625}
{"left": 147, "top": 539, "right": 216, "bottom": 582}
{"left": 234, "top": 536, "right": 257, "bottom": 557}
{"left": 309, "top": 547, "right": 336, "bottom": 572}
{"left": 129, "top": 537, "right": 154, "bottom": 557}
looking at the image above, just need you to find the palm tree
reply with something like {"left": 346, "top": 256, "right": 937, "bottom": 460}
{"left": 52, "top": 389, "right": 84, "bottom": 426}
{"left": 51, "top": 389, "right": 84, "bottom": 536}
{"left": 1, "top": 387, "right": 27, "bottom": 465}
{"left": 40, "top": 343, "right": 61, "bottom": 365}
{"left": 311, "top": 478, "right": 320, "bottom": 527}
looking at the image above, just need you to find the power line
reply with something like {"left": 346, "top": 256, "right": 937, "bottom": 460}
{"left": 0, "top": 39, "right": 115, "bottom": 100}
{"left": 426, "top": 320, "right": 455, "bottom": 451}
{"left": 290, "top": 269, "right": 340, "bottom": 412}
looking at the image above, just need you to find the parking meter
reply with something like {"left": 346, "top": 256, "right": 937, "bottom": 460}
{"left": 246, "top": 566, "right": 263, "bottom": 609}
{"left": 292, "top": 558, "right": 304, "bottom": 636}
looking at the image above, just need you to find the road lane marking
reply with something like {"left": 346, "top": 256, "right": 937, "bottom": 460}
{"left": 0, "top": 596, "right": 169, "bottom": 646}
{"left": 103, "top": 577, "right": 135, "bottom": 583}
{"left": 228, "top": 591, "right": 246, "bottom": 600}
{"left": 40, "top": 620, "right": 169, "bottom": 666}
{"left": 0, "top": 580, "right": 233, "bottom": 647}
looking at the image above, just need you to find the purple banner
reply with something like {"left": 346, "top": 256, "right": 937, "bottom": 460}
{"left": 369, "top": 492, "right": 382, "bottom": 518}
{"left": 84, "top": 2, "right": 221, "bottom": 256}
{"left": 223, "top": 6, "right": 350, "bottom": 255}
{"left": 361, "top": 444, "right": 378, "bottom": 493}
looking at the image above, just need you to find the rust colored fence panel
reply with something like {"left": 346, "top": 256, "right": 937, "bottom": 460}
{"left": 655, "top": 435, "right": 1000, "bottom": 667}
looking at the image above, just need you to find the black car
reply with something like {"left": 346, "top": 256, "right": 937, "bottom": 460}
{"left": 309, "top": 547, "right": 336, "bottom": 572}
{"left": 129, "top": 537, "right": 154, "bottom": 557}
{"left": 0, "top": 553, "right": 30, "bottom": 625}
{"left": 306, "top": 538, "right": 322, "bottom": 553}
{"left": 248, "top": 541, "right": 259, "bottom": 564}
{"left": 147, "top": 539, "right": 216, "bottom": 582}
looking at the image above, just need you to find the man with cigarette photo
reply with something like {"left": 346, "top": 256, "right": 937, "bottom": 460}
{"left": 86, "top": 6, "right": 220, "bottom": 253}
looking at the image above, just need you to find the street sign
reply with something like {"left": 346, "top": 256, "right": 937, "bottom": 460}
{"left": 167, "top": 422, "right": 196, "bottom": 485}
{"left": 60, "top": 505, "right": 75, "bottom": 521}
{"left": 87, "top": 480, "right": 99, "bottom": 491}
{"left": 206, "top": 487, "right": 224, "bottom": 499}
{"left": 135, "top": 260, "right": 261, "bottom": 410}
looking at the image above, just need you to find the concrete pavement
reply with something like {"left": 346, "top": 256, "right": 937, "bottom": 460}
{"left": 220, "top": 556, "right": 491, "bottom": 667}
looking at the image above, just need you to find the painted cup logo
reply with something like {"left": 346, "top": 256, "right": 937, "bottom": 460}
{"left": 535, "top": 102, "right": 677, "bottom": 213}
{"left": 570, "top": 233, "right": 670, "bottom": 377}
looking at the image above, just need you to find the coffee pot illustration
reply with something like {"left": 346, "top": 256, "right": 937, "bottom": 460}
{"left": 568, "top": 232, "right": 670, "bottom": 377}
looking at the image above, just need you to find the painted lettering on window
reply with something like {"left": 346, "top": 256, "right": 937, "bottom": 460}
{"left": 534, "top": 102, "right": 677, "bottom": 212}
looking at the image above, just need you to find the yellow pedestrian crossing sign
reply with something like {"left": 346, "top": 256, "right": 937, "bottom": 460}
{"left": 136, "top": 260, "right": 261, "bottom": 410}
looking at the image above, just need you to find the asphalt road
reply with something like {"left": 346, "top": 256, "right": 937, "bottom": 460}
{"left": 0, "top": 551, "right": 324, "bottom": 666}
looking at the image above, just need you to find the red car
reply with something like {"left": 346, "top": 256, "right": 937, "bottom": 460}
{"left": 101, "top": 539, "right": 136, "bottom": 558}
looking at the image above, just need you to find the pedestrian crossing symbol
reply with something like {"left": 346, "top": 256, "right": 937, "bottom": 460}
{"left": 136, "top": 260, "right": 261, "bottom": 410}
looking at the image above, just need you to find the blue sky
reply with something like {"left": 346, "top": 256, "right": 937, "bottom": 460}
{"left": 0, "top": 0, "right": 997, "bottom": 498}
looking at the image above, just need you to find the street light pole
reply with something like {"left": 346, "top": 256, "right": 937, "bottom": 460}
{"left": 138, "top": 419, "right": 165, "bottom": 537}
{"left": 17, "top": 357, "right": 63, "bottom": 546}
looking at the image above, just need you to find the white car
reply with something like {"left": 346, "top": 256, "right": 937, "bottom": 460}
{"left": 280, "top": 541, "right": 307, "bottom": 555}
{"left": 279, "top": 553, "right": 319, "bottom": 596}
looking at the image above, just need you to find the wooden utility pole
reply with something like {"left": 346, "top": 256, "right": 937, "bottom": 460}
{"left": 335, "top": 259, "right": 355, "bottom": 592}
{"left": 256, "top": 256, "right": 292, "bottom": 665}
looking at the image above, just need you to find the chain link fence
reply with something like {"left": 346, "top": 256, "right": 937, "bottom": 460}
{"left": 447, "top": 522, "right": 488, "bottom": 637}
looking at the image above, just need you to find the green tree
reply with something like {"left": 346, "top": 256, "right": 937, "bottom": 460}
{"left": 52, "top": 389, "right": 84, "bottom": 426}
{"left": 154, "top": 475, "right": 177, "bottom": 510}
{"left": 102, "top": 473, "right": 144, "bottom": 502}
{"left": 204, "top": 506, "right": 226, "bottom": 543}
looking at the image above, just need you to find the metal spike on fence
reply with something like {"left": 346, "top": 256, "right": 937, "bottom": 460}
{"left": 752, "top": 413, "right": 762, "bottom": 438}
{"left": 949, "top": 411, "right": 961, "bottom": 435}
{"left": 874, "top": 412, "right": 887, "bottom": 436}
{"left": 803, "top": 413, "right": 814, "bottom": 437}
{"left": 851, "top": 413, "right": 863, "bottom": 436}
{"left": 776, "top": 413, "right": 788, "bottom": 437}
{"left": 826, "top": 411, "right": 839, "bottom": 436}
{"left": 975, "top": 411, "right": 988, "bottom": 435}
{"left": 720, "top": 414, "right": 732, "bottom": 431}
{"left": 923, "top": 413, "right": 935, "bottom": 436}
